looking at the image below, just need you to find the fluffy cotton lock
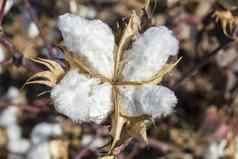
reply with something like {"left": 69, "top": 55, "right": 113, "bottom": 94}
{"left": 122, "top": 27, "right": 179, "bottom": 81}
{"left": 119, "top": 85, "right": 177, "bottom": 118}
{"left": 58, "top": 13, "right": 115, "bottom": 78}
{"left": 51, "top": 70, "right": 112, "bottom": 124}
{"left": 31, "top": 122, "right": 63, "bottom": 144}
{"left": 0, "top": 107, "right": 30, "bottom": 155}
{"left": 27, "top": 122, "right": 63, "bottom": 159}
{"left": 52, "top": 13, "right": 179, "bottom": 124}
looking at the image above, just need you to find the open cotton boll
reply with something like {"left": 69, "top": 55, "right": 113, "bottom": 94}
{"left": 204, "top": 140, "right": 227, "bottom": 159}
{"left": 0, "top": 106, "right": 19, "bottom": 127}
{"left": 8, "top": 139, "right": 30, "bottom": 154}
{"left": 58, "top": 13, "right": 115, "bottom": 78}
{"left": 28, "top": 123, "right": 63, "bottom": 159}
{"left": 7, "top": 125, "right": 30, "bottom": 154}
{"left": 119, "top": 85, "right": 177, "bottom": 118}
{"left": 6, "top": 124, "right": 21, "bottom": 141}
{"left": 28, "top": 22, "right": 40, "bottom": 38}
{"left": 81, "top": 134, "right": 109, "bottom": 149}
{"left": 51, "top": 70, "right": 112, "bottom": 124}
{"left": 31, "top": 122, "right": 63, "bottom": 144}
{"left": 0, "top": 45, "right": 6, "bottom": 63}
{"left": 122, "top": 26, "right": 179, "bottom": 81}
{"left": 27, "top": 142, "right": 50, "bottom": 159}
{"left": 0, "top": 107, "right": 30, "bottom": 155}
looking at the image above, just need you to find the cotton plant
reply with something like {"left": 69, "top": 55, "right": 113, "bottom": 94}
{"left": 27, "top": 122, "right": 64, "bottom": 159}
{"left": 0, "top": 106, "right": 30, "bottom": 156}
{"left": 25, "top": 10, "right": 180, "bottom": 152}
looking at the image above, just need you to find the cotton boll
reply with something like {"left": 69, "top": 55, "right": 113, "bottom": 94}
{"left": 27, "top": 142, "right": 50, "bottom": 159}
{"left": 0, "top": 107, "right": 30, "bottom": 155}
{"left": 0, "top": 45, "right": 6, "bottom": 63}
{"left": 8, "top": 139, "right": 30, "bottom": 154}
{"left": 31, "top": 123, "right": 63, "bottom": 144}
{"left": 119, "top": 85, "right": 177, "bottom": 118}
{"left": 51, "top": 70, "right": 112, "bottom": 124}
{"left": 8, "top": 154, "right": 25, "bottom": 159}
{"left": 28, "top": 22, "right": 39, "bottom": 38}
{"left": 6, "top": 125, "right": 30, "bottom": 154}
{"left": 77, "top": 5, "right": 96, "bottom": 19}
{"left": 6, "top": 125, "right": 21, "bottom": 141}
{"left": 27, "top": 140, "right": 68, "bottom": 159}
{"left": 204, "top": 140, "right": 227, "bottom": 159}
{"left": 0, "top": 106, "right": 19, "bottom": 127}
{"left": 28, "top": 123, "right": 63, "bottom": 159}
{"left": 81, "top": 134, "right": 109, "bottom": 149}
{"left": 58, "top": 13, "right": 115, "bottom": 78}
{"left": 6, "top": 87, "right": 20, "bottom": 100}
{"left": 122, "top": 26, "right": 179, "bottom": 81}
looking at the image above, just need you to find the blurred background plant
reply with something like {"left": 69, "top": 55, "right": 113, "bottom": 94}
{"left": 0, "top": 0, "right": 238, "bottom": 159}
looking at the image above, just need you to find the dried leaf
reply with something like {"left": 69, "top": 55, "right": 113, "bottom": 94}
{"left": 147, "top": 57, "right": 182, "bottom": 84}
{"left": 24, "top": 58, "right": 65, "bottom": 88}
{"left": 114, "top": 11, "right": 141, "bottom": 80}
{"left": 127, "top": 119, "right": 148, "bottom": 144}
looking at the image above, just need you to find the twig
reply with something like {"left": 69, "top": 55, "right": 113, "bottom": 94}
{"left": 147, "top": 138, "right": 179, "bottom": 153}
{"left": 0, "top": 35, "right": 17, "bottom": 52}
{"left": 0, "top": 0, "right": 6, "bottom": 28}
{"left": 75, "top": 148, "right": 93, "bottom": 159}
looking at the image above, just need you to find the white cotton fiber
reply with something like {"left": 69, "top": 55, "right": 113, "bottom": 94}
{"left": 0, "top": 107, "right": 30, "bottom": 154}
{"left": 58, "top": 13, "right": 115, "bottom": 78}
{"left": 0, "top": 45, "right": 6, "bottom": 63}
{"left": 28, "top": 22, "right": 39, "bottom": 38}
{"left": 119, "top": 85, "right": 177, "bottom": 118}
{"left": 31, "top": 122, "right": 63, "bottom": 144}
{"left": 81, "top": 134, "right": 109, "bottom": 149}
{"left": 51, "top": 69, "right": 112, "bottom": 124}
{"left": 122, "top": 26, "right": 179, "bottom": 81}
{"left": 27, "top": 142, "right": 50, "bottom": 159}
{"left": 8, "top": 139, "right": 30, "bottom": 154}
{"left": 4, "top": 0, "right": 16, "bottom": 15}
{"left": 0, "top": 106, "right": 18, "bottom": 127}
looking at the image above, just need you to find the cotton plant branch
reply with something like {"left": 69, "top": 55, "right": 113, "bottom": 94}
{"left": 0, "top": 0, "right": 6, "bottom": 31}
{"left": 113, "top": 11, "right": 140, "bottom": 81}
{"left": 109, "top": 11, "right": 142, "bottom": 152}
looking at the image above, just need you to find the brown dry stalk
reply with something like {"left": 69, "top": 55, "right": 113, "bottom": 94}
{"left": 0, "top": 0, "right": 6, "bottom": 28}
{"left": 113, "top": 11, "right": 140, "bottom": 81}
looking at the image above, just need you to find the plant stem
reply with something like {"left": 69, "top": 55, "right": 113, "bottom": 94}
{"left": 0, "top": 0, "right": 6, "bottom": 30}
